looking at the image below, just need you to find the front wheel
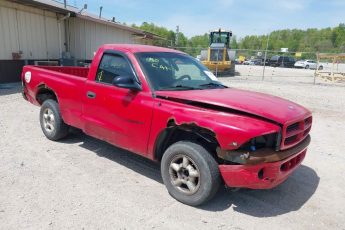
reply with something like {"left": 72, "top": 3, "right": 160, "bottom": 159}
{"left": 161, "top": 141, "right": 221, "bottom": 206}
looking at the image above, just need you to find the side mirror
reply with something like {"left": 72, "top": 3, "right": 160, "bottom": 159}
{"left": 112, "top": 75, "right": 141, "bottom": 91}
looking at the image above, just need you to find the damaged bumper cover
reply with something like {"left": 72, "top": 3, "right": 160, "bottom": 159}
{"left": 218, "top": 135, "right": 310, "bottom": 189}
{"left": 217, "top": 135, "right": 310, "bottom": 165}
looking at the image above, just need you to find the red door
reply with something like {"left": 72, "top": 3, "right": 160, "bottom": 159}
{"left": 82, "top": 52, "right": 154, "bottom": 156}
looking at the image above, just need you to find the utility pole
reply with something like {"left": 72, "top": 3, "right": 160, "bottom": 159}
{"left": 262, "top": 33, "right": 270, "bottom": 80}
{"left": 175, "top": 25, "right": 179, "bottom": 47}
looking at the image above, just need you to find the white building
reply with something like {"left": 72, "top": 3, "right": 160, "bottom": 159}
{"left": 0, "top": 0, "right": 163, "bottom": 83}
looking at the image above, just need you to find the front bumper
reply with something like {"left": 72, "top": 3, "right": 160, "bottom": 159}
{"left": 218, "top": 138, "right": 309, "bottom": 189}
{"left": 202, "top": 61, "right": 232, "bottom": 72}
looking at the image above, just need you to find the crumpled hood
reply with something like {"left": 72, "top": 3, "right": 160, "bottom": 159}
{"left": 156, "top": 88, "right": 311, "bottom": 125}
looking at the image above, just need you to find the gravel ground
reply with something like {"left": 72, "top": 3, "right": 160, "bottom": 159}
{"left": 1, "top": 67, "right": 345, "bottom": 229}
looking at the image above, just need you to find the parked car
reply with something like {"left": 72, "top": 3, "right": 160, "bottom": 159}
{"left": 22, "top": 44, "right": 312, "bottom": 206}
{"left": 253, "top": 59, "right": 263, "bottom": 65}
{"left": 243, "top": 59, "right": 262, "bottom": 65}
{"left": 268, "top": 55, "right": 295, "bottom": 68}
{"left": 243, "top": 60, "right": 254, "bottom": 65}
{"left": 294, "top": 60, "right": 323, "bottom": 70}
{"left": 261, "top": 58, "right": 270, "bottom": 66}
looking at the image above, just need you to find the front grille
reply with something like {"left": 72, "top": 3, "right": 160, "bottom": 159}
{"left": 281, "top": 116, "right": 312, "bottom": 149}
{"left": 284, "top": 135, "right": 298, "bottom": 145}
{"left": 210, "top": 49, "right": 224, "bottom": 61}
{"left": 209, "top": 49, "right": 230, "bottom": 62}
{"left": 286, "top": 122, "right": 300, "bottom": 133}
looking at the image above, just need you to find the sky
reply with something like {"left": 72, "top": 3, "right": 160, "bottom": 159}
{"left": 72, "top": 0, "right": 344, "bottom": 38}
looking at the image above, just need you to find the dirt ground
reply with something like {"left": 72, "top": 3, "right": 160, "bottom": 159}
{"left": 1, "top": 66, "right": 345, "bottom": 229}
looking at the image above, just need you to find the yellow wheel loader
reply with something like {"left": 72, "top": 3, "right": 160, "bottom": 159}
{"left": 200, "top": 29, "right": 236, "bottom": 76}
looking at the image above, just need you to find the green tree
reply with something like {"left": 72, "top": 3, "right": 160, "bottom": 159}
{"left": 131, "top": 22, "right": 345, "bottom": 56}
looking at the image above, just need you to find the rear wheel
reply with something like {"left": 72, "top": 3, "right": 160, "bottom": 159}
{"left": 305, "top": 65, "right": 310, "bottom": 69}
{"left": 40, "top": 99, "right": 69, "bottom": 141}
{"left": 161, "top": 141, "right": 221, "bottom": 206}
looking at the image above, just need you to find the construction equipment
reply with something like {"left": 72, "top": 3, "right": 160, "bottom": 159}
{"left": 314, "top": 53, "right": 345, "bottom": 83}
{"left": 200, "top": 29, "right": 236, "bottom": 76}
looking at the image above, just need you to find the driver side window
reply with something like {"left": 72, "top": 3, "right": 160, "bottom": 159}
{"left": 96, "top": 54, "right": 132, "bottom": 84}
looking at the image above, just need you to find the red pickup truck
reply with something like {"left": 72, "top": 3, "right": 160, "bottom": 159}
{"left": 22, "top": 44, "right": 312, "bottom": 206}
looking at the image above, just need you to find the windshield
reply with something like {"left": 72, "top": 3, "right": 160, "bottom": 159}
{"left": 135, "top": 52, "right": 225, "bottom": 91}
{"left": 210, "top": 32, "right": 229, "bottom": 45}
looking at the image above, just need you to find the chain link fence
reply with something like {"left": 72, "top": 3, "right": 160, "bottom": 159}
{"left": 172, "top": 47, "right": 343, "bottom": 84}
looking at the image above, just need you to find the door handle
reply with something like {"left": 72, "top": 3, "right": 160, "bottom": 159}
{"left": 87, "top": 91, "right": 96, "bottom": 99}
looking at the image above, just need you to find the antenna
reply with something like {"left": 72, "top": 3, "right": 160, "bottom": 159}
{"left": 78, "top": 3, "right": 87, "bottom": 13}
{"left": 99, "top": 6, "right": 103, "bottom": 18}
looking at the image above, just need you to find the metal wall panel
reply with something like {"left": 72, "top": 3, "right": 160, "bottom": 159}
{"left": 44, "top": 13, "right": 62, "bottom": 59}
{"left": 0, "top": 1, "right": 63, "bottom": 60}
{"left": 0, "top": 1, "right": 149, "bottom": 62}
{"left": 0, "top": 6, "right": 19, "bottom": 59}
{"left": 17, "top": 9, "right": 47, "bottom": 59}
{"left": 69, "top": 17, "right": 136, "bottom": 60}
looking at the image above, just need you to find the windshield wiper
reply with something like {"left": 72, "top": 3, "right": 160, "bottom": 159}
{"left": 158, "top": 85, "right": 200, "bottom": 91}
{"left": 199, "top": 82, "right": 227, "bottom": 88}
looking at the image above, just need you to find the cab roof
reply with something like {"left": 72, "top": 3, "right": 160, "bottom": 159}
{"left": 100, "top": 44, "right": 184, "bottom": 54}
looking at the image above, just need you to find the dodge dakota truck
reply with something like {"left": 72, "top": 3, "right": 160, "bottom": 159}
{"left": 22, "top": 44, "right": 312, "bottom": 206}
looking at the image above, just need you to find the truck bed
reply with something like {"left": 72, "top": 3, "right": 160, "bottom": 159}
{"left": 33, "top": 66, "right": 89, "bottom": 78}
{"left": 22, "top": 65, "right": 90, "bottom": 130}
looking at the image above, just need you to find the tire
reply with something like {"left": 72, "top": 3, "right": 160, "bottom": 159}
{"left": 228, "top": 62, "right": 236, "bottom": 76}
{"left": 40, "top": 99, "right": 69, "bottom": 141}
{"left": 161, "top": 141, "right": 221, "bottom": 206}
{"left": 305, "top": 65, "right": 309, "bottom": 69}
{"left": 318, "top": 65, "right": 323, "bottom": 70}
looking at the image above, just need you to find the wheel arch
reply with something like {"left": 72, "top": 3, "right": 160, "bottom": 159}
{"left": 154, "top": 119, "right": 221, "bottom": 162}
{"left": 36, "top": 84, "right": 58, "bottom": 105}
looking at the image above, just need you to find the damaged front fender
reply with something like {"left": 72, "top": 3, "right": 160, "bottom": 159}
{"left": 147, "top": 95, "right": 282, "bottom": 160}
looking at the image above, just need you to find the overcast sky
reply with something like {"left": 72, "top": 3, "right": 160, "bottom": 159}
{"left": 75, "top": 0, "right": 345, "bottom": 38}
